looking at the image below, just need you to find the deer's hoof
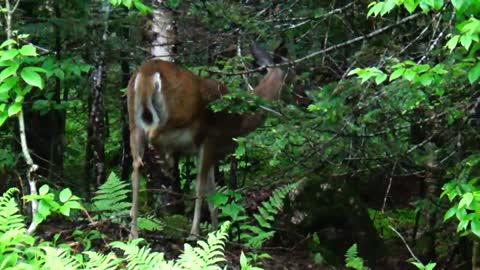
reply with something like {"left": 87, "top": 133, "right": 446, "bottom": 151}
{"left": 186, "top": 233, "right": 199, "bottom": 242}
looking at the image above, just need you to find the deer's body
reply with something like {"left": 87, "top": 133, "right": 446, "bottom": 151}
{"left": 128, "top": 45, "right": 285, "bottom": 238}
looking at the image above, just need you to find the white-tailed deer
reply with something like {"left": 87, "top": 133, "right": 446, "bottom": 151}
{"left": 128, "top": 44, "right": 286, "bottom": 239}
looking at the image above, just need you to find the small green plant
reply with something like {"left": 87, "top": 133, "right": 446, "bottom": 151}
{"left": 210, "top": 182, "right": 299, "bottom": 249}
{"left": 23, "top": 185, "right": 83, "bottom": 227}
{"left": 345, "top": 244, "right": 369, "bottom": 270}
{"left": 108, "top": 0, "right": 152, "bottom": 12}
{"left": 239, "top": 251, "right": 263, "bottom": 270}
{"left": 91, "top": 172, "right": 164, "bottom": 233}
{"left": 411, "top": 261, "right": 437, "bottom": 270}
{"left": 92, "top": 172, "right": 131, "bottom": 219}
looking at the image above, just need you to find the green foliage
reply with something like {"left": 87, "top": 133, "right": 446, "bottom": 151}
{"left": 23, "top": 185, "right": 83, "bottom": 227}
{"left": 441, "top": 154, "right": 480, "bottom": 237}
{"left": 108, "top": 0, "right": 152, "bottom": 13}
{"left": 0, "top": 188, "right": 261, "bottom": 269}
{"left": 0, "top": 37, "right": 50, "bottom": 126}
{"left": 411, "top": 261, "right": 437, "bottom": 270}
{"left": 344, "top": 244, "right": 369, "bottom": 270}
{"left": 112, "top": 221, "right": 234, "bottom": 270}
{"left": 92, "top": 172, "right": 131, "bottom": 219}
{"left": 239, "top": 251, "right": 263, "bottom": 270}
{"left": 211, "top": 182, "right": 299, "bottom": 249}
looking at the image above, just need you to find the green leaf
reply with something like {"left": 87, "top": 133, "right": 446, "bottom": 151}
{"left": 444, "top": 207, "right": 456, "bottom": 221}
{"left": 433, "top": 0, "right": 444, "bottom": 10}
{"left": 208, "top": 192, "right": 229, "bottom": 207}
{"left": 7, "top": 102, "right": 21, "bottom": 117}
{"left": 367, "top": 2, "right": 384, "bottom": 17}
{"left": 446, "top": 35, "right": 460, "bottom": 51}
{"left": 39, "top": 184, "right": 49, "bottom": 196}
{"left": 468, "top": 63, "right": 480, "bottom": 83}
{"left": 65, "top": 201, "right": 83, "bottom": 209}
{"left": 404, "top": 0, "right": 419, "bottom": 13}
{"left": 21, "top": 69, "right": 43, "bottom": 89}
{"left": 390, "top": 68, "right": 405, "bottom": 81}
{"left": 38, "top": 200, "right": 51, "bottom": 217}
{"left": 0, "top": 111, "right": 8, "bottom": 126}
{"left": 19, "top": 45, "right": 37, "bottom": 56}
{"left": 452, "top": 0, "right": 466, "bottom": 11}
{"left": 425, "top": 262, "right": 437, "bottom": 270}
{"left": 460, "top": 34, "right": 473, "bottom": 50}
{"left": 375, "top": 73, "right": 388, "bottom": 85}
{"left": 471, "top": 219, "right": 480, "bottom": 237}
{"left": 59, "top": 205, "right": 71, "bottom": 216}
{"left": 240, "top": 252, "right": 248, "bottom": 267}
{"left": 59, "top": 188, "right": 72, "bottom": 203}
{"left": 0, "top": 49, "right": 19, "bottom": 62}
{"left": 419, "top": 74, "right": 433, "bottom": 86}
{"left": 0, "top": 76, "right": 18, "bottom": 95}
{"left": 411, "top": 261, "right": 425, "bottom": 269}
{"left": 123, "top": 0, "right": 132, "bottom": 8}
{"left": 0, "top": 63, "right": 19, "bottom": 81}
{"left": 0, "top": 39, "right": 16, "bottom": 49}
{"left": 403, "top": 69, "right": 417, "bottom": 81}
{"left": 459, "top": 192, "right": 474, "bottom": 208}
{"left": 347, "top": 68, "right": 362, "bottom": 76}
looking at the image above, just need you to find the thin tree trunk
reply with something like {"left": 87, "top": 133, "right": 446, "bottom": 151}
{"left": 120, "top": 58, "right": 132, "bottom": 181}
{"left": 86, "top": 2, "right": 110, "bottom": 187}
{"left": 49, "top": 0, "right": 65, "bottom": 180}
{"left": 3, "top": 0, "right": 39, "bottom": 234}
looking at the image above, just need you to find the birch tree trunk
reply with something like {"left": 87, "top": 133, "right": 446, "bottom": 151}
{"left": 85, "top": 3, "right": 110, "bottom": 189}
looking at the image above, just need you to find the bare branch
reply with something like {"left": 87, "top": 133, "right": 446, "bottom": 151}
{"left": 212, "top": 12, "right": 423, "bottom": 76}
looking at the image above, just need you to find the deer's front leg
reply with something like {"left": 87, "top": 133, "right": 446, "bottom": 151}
{"left": 130, "top": 129, "right": 145, "bottom": 239}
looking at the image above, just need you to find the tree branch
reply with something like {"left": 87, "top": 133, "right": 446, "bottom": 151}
{"left": 212, "top": 12, "right": 423, "bottom": 75}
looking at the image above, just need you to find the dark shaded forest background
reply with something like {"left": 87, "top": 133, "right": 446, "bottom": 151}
{"left": 1, "top": 0, "right": 480, "bottom": 269}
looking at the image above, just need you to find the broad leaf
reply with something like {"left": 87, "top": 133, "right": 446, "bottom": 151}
{"left": 21, "top": 69, "right": 43, "bottom": 89}
{"left": 0, "top": 64, "right": 19, "bottom": 81}
{"left": 468, "top": 63, "right": 480, "bottom": 83}
{"left": 7, "top": 102, "right": 21, "bottom": 117}
{"left": 19, "top": 45, "right": 37, "bottom": 56}
{"left": 59, "top": 188, "right": 72, "bottom": 203}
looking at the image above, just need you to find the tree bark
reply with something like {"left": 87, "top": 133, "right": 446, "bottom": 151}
{"left": 85, "top": 2, "right": 110, "bottom": 188}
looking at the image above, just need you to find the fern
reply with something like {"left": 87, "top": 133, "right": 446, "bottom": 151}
{"left": 240, "top": 182, "right": 299, "bottom": 249}
{"left": 112, "top": 222, "right": 232, "bottom": 270}
{"left": 137, "top": 216, "right": 164, "bottom": 232}
{"left": 92, "top": 172, "right": 131, "bottom": 218}
{"left": 0, "top": 188, "right": 24, "bottom": 233}
{"left": 177, "top": 221, "right": 230, "bottom": 269}
{"left": 345, "top": 244, "right": 369, "bottom": 270}
{"left": 111, "top": 238, "right": 176, "bottom": 270}
{"left": 41, "top": 247, "right": 82, "bottom": 270}
{"left": 84, "top": 251, "right": 122, "bottom": 270}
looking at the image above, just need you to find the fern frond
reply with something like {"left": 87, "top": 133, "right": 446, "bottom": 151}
{"left": 92, "top": 172, "right": 131, "bottom": 218}
{"left": 345, "top": 244, "right": 369, "bottom": 270}
{"left": 0, "top": 188, "right": 24, "bottom": 234}
{"left": 177, "top": 221, "right": 231, "bottom": 270}
{"left": 243, "top": 182, "right": 299, "bottom": 248}
{"left": 137, "top": 216, "right": 164, "bottom": 232}
{"left": 41, "top": 247, "right": 81, "bottom": 270}
{"left": 84, "top": 251, "right": 122, "bottom": 270}
{"left": 111, "top": 239, "right": 176, "bottom": 270}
